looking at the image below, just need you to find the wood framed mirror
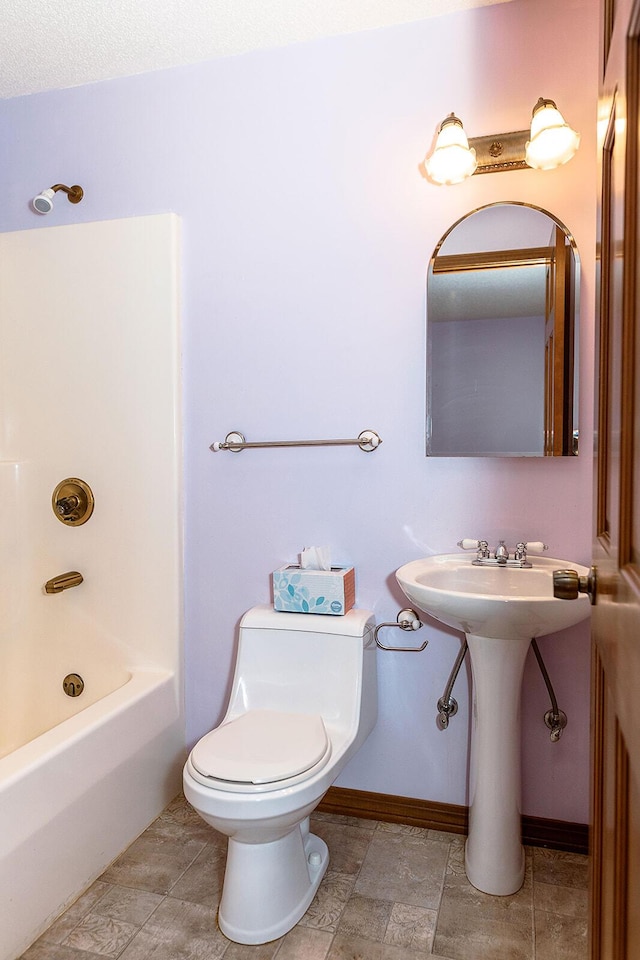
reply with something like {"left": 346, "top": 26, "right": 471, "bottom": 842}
{"left": 426, "top": 202, "right": 579, "bottom": 457}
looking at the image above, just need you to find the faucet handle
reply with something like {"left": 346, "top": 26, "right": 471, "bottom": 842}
{"left": 457, "top": 539, "right": 490, "bottom": 560}
{"left": 523, "top": 541, "right": 548, "bottom": 554}
{"left": 457, "top": 539, "right": 484, "bottom": 550}
{"left": 514, "top": 541, "right": 548, "bottom": 562}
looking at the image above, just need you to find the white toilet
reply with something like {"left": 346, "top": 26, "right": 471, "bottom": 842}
{"left": 183, "top": 604, "right": 377, "bottom": 945}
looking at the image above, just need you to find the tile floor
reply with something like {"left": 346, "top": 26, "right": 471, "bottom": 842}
{"left": 20, "top": 794, "right": 588, "bottom": 960}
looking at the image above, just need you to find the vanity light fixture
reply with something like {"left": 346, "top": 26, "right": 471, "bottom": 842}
{"left": 524, "top": 98, "right": 581, "bottom": 170}
{"left": 424, "top": 114, "right": 477, "bottom": 185}
{"left": 423, "top": 98, "right": 580, "bottom": 185}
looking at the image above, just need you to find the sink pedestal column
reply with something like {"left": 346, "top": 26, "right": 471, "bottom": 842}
{"left": 464, "top": 633, "right": 531, "bottom": 896}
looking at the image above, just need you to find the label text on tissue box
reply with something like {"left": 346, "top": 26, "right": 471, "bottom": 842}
{"left": 272, "top": 565, "right": 355, "bottom": 615}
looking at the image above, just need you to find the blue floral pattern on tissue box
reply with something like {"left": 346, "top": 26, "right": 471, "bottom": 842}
{"left": 272, "top": 565, "right": 355, "bottom": 615}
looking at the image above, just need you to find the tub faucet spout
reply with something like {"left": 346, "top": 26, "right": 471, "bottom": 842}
{"left": 45, "top": 571, "right": 84, "bottom": 594}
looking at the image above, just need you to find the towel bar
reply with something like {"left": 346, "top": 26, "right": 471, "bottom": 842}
{"left": 210, "top": 429, "right": 382, "bottom": 453}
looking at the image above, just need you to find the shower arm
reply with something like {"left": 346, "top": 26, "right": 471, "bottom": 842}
{"left": 51, "top": 184, "right": 84, "bottom": 203}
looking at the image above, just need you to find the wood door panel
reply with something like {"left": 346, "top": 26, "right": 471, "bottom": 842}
{"left": 626, "top": 771, "right": 640, "bottom": 954}
{"left": 593, "top": 0, "right": 640, "bottom": 957}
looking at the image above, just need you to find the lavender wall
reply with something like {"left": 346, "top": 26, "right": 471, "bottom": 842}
{"left": 0, "top": 0, "right": 597, "bottom": 822}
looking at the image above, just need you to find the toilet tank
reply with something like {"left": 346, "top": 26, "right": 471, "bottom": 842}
{"left": 225, "top": 605, "right": 377, "bottom": 735}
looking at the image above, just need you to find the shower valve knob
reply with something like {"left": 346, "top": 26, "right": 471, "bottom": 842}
{"left": 56, "top": 495, "right": 80, "bottom": 516}
{"left": 51, "top": 478, "right": 95, "bottom": 526}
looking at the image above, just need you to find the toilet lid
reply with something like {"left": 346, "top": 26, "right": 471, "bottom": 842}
{"left": 190, "top": 710, "right": 329, "bottom": 784}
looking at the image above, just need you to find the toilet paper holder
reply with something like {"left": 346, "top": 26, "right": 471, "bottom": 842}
{"left": 374, "top": 609, "right": 427, "bottom": 652}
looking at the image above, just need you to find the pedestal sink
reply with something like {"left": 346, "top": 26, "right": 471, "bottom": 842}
{"left": 396, "top": 553, "right": 591, "bottom": 896}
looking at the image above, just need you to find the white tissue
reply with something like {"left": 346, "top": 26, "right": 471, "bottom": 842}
{"left": 300, "top": 546, "right": 332, "bottom": 571}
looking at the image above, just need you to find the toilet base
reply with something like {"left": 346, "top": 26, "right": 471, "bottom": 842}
{"left": 218, "top": 822, "right": 329, "bottom": 944}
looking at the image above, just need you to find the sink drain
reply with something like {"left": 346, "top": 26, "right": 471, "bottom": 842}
{"left": 62, "top": 673, "right": 84, "bottom": 697}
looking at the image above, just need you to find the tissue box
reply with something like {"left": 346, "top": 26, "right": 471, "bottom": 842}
{"left": 272, "top": 565, "right": 355, "bottom": 615}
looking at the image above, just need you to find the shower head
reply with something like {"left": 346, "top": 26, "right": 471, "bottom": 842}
{"left": 31, "top": 184, "right": 84, "bottom": 215}
{"left": 32, "top": 189, "right": 55, "bottom": 214}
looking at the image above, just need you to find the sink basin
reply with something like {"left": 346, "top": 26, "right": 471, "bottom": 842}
{"left": 396, "top": 553, "right": 591, "bottom": 640}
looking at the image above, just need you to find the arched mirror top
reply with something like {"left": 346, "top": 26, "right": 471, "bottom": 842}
{"left": 432, "top": 202, "right": 578, "bottom": 259}
{"left": 426, "top": 202, "right": 580, "bottom": 458}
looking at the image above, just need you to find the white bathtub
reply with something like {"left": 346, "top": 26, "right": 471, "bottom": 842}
{"left": 0, "top": 669, "right": 185, "bottom": 960}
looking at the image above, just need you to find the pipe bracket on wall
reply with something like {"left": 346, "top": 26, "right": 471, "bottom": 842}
{"left": 531, "top": 637, "right": 568, "bottom": 742}
{"left": 210, "top": 430, "right": 382, "bottom": 453}
{"left": 437, "top": 639, "right": 468, "bottom": 729}
{"left": 52, "top": 478, "right": 95, "bottom": 525}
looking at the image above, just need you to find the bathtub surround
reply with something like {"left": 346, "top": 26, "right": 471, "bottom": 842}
{"left": 0, "top": 216, "right": 183, "bottom": 960}
{"left": 0, "top": 0, "right": 597, "bottom": 949}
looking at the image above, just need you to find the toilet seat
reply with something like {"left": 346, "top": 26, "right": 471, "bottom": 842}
{"left": 190, "top": 710, "right": 330, "bottom": 786}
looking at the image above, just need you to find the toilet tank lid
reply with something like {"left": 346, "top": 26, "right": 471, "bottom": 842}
{"left": 241, "top": 604, "right": 374, "bottom": 637}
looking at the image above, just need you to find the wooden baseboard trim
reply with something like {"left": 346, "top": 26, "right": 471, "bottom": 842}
{"left": 520, "top": 813, "right": 589, "bottom": 855}
{"left": 318, "top": 786, "right": 588, "bottom": 855}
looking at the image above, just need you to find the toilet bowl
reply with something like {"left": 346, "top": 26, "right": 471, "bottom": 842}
{"left": 183, "top": 604, "right": 377, "bottom": 944}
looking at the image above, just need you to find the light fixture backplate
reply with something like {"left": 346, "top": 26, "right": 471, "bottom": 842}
{"left": 469, "top": 129, "right": 529, "bottom": 174}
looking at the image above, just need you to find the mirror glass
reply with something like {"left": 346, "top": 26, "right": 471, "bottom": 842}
{"left": 426, "top": 202, "right": 579, "bottom": 457}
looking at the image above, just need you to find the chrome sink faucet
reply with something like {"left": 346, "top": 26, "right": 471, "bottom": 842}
{"left": 494, "top": 540, "right": 509, "bottom": 564}
{"left": 457, "top": 539, "right": 548, "bottom": 567}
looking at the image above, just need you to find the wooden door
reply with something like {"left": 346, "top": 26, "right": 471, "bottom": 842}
{"left": 592, "top": 1, "right": 640, "bottom": 956}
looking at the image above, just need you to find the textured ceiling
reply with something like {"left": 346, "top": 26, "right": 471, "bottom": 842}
{"left": 0, "top": 0, "right": 512, "bottom": 100}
